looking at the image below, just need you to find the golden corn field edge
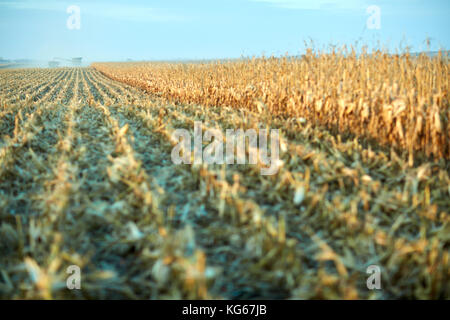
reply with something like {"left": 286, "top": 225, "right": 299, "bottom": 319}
{"left": 92, "top": 51, "right": 450, "bottom": 161}
{"left": 0, "top": 66, "right": 449, "bottom": 300}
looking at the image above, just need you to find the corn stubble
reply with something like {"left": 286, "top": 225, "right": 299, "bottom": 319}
{"left": 0, "top": 55, "right": 449, "bottom": 300}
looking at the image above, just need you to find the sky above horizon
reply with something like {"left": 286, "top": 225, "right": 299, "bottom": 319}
{"left": 0, "top": 0, "right": 449, "bottom": 61}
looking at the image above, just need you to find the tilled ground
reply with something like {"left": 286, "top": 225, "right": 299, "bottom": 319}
{"left": 0, "top": 68, "right": 449, "bottom": 299}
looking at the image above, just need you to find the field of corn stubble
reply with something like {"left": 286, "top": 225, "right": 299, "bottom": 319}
{"left": 0, "top": 52, "right": 449, "bottom": 300}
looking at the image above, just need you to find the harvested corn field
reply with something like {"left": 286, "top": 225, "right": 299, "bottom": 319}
{"left": 0, "top": 66, "right": 449, "bottom": 300}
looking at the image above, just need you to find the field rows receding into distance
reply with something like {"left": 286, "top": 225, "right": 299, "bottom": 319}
{"left": 0, "top": 65, "right": 449, "bottom": 299}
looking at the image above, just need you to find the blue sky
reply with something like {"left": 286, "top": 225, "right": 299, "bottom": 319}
{"left": 0, "top": 0, "right": 448, "bottom": 61}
